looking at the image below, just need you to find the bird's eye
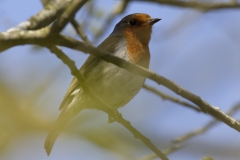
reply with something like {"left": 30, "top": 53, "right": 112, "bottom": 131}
{"left": 129, "top": 19, "right": 137, "bottom": 26}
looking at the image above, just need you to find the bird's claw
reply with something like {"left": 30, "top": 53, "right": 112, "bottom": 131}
{"left": 108, "top": 108, "right": 122, "bottom": 123}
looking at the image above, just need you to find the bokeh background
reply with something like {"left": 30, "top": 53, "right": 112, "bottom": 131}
{"left": 0, "top": 0, "right": 240, "bottom": 159}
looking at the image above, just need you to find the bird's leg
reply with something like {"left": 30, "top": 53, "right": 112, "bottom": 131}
{"left": 108, "top": 108, "right": 122, "bottom": 123}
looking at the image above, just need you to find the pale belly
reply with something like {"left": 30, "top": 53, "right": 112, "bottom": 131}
{"left": 83, "top": 61, "right": 146, "bottom": 108}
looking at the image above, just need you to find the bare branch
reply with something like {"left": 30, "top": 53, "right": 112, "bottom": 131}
{"left": 93, "top": 0, "right": 130, "bottom": 41}
{"left": 132, "top": 0, "right": 240, "bottom": 11}
{"left": 70, "top": 18, "right": 92, "bottom": 45}
{"left": 50, "top": 0, "right": 88, "bottom": 34}
{"left": 143, "top": 84, "right": 201, "bottom": 112}
{"left": 7, "top": 0, "right": 72, "bottom": 32}
{"left": 141, "top": 144, "right": 184, "bottom": 160}
{"left": 173, "top": 102, "right": 240, "bottom": 144}
{"left": 0, "top": 27, "right": 51, "bottom": 51}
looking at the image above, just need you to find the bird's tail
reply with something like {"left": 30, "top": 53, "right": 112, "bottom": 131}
{"left": 44, "top": 112, "right": 74, "bottom": 156}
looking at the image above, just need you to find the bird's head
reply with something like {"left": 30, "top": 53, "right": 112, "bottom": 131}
{"left": 113, "top": 13, "right": 161, "bottom": 45}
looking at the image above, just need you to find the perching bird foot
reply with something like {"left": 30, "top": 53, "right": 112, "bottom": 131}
{"left": 108, "top": 108, "right": 122, "bottom": 123}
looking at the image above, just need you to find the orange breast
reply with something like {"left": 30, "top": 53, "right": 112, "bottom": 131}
{"left": 121, "top": 29, "right": 150, "bottom": 68}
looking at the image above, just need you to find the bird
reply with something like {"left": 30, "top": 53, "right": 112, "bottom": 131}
{"left": 44, "top": 13, "right": 161, "bottom": 155}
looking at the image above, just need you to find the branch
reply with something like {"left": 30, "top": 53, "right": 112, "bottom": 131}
{"left": 173, "top": 102, "right": 240, "bottom": 144}
{"left": 141, "top": 144, "right": 184, "bottom": 160}
{"left": 0, "top": 0, "right": 89, "bottom": 49}
{"left": 133, "top": 0, "right": 240, "bottom": 11}
{"left": 0, "top": 27, "right": 51, "bottom": 51}
{"left": 70, "top": 18, "right": 92, "bottom": 45}
{"left": 93, "top": 0, "right": 130, "bottom": 41}
{"left": 143, "top": 84, "right": 201, "bottom": 112}
{"left": 7, "top": 0, "right": 72, "bottom": 32}
{"left": 50, "top": 0, "right": 88, "bottom": 34}
{"left": 48, "top": 46, "right": 168, "bottom": 160}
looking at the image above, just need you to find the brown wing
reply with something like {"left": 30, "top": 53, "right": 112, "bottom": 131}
{"left": 59, "top": 34, "right": 121, "bottom": 110}
{"left": 59, "top": 55, "right": 95, "bottom": 110}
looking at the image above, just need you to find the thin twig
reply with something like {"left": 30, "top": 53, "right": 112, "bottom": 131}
{"left": 93, "top": 0, "right": 130, "bottom": 42}
{"left": 70, "top": 18, "right": 92, "bottom": 45}
{"left": 50, "top": 0, "right": 88, "bottom": 35}
{"left": 141, "top": 144, "right": 184, "bottom": 160}
{"left": 143, "top": 84, "right": 201, "bottom": 112}
{"left": 172, "top": 102, "right": 240, "bottom": 144}
{"left": 132, "top": 0, "right": 240, "bottom": 11}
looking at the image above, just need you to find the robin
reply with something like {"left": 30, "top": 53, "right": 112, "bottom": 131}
{"left": 44, "top": 13, "right": 161, "bottom": 155}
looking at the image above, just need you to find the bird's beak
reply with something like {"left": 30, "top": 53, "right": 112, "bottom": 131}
{"left": 148, "top": 18, "right": 161, "bottom": 25}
